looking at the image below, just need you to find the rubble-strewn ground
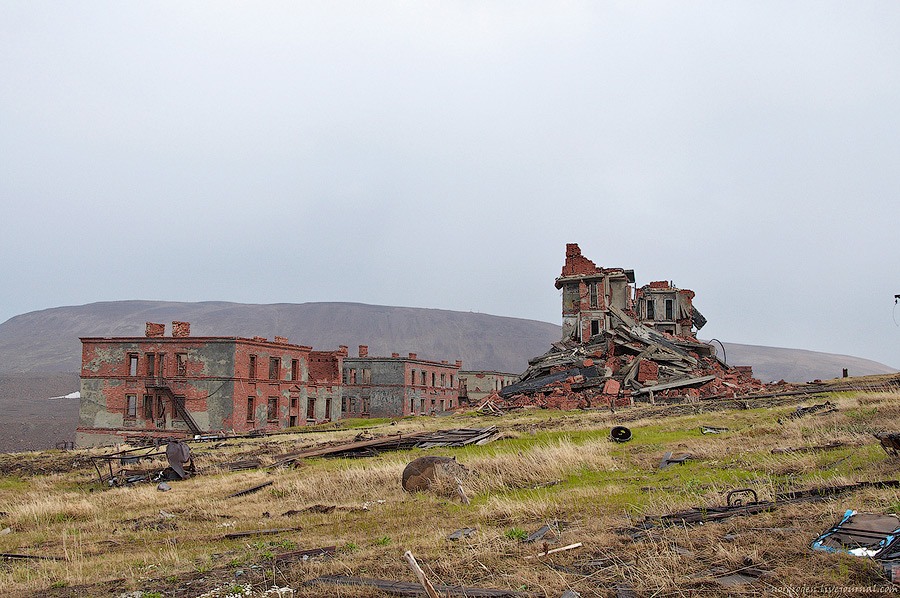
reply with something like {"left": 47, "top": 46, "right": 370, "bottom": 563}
{"left": 0, "top": 385, "right": 898, "bottom": 597}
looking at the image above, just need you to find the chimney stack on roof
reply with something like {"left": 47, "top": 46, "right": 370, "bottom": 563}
{"left": 408, "top": 353, "right": 417, "bottom": 360}
{"left": 358, "top": 345, "right": 368, "bottom": 358}
{"left": 172, "top": 321, "right": 190, "bottom": 338}
{"left": 145, "top": 322, "right": 165, "bottom": 338}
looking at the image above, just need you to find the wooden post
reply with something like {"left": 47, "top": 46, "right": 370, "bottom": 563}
{"left": 403, "top": 551, "right": 440, "bottom": 598}
{"left": 455, "top": 478, "right": 470, "bottom": 505}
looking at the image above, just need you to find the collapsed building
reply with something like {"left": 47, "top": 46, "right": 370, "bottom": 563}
{"left": 496, "top": 244, "right": 762, "bottom": 409}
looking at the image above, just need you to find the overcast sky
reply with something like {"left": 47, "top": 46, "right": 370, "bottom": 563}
{"left": 1, "top": 2, "right": 898, "bottom": 368}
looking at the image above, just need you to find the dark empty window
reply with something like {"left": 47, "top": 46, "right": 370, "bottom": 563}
{"left": 128, "top": 354, "right": 139, "bottom": 376}
{"left": 361, "top": 397, "right": 370, "bottom": 414}
{"left": 349, "top": 369, "right": 357, "bottom": 384}
{"left": 291, "top": 359, "right": 299, "bottom": 381}
{"left": 145, "top": 353, "right": 155, "bottom": 377}
{"left": 411, "top": 370, "right": 416, "bottom": 385}
{"left": 247, "top": 397, "right": 255, "bottom": 422}
{"left": 143, "top": 395, "right": 153, "bottom": 419}
{"left": 176, "top": 353, "right": 187, "bottom": 376}
{"left": 249, "top": 355, "right": 257, "bottom": 379}
{"left": 341, "top": 397, "right": 347, "bottom": 412}
{"left": 307, "top": 398, "right": 316, "bottom": 420}
{"left": 646, "top": 299, "right": 655, "bottom": 320}
{"left": 589, "top": 282, "right": 598, "bottom": 308}
{"left": 665, "top": 299, "right": 674, "bottom": 321}
{"left": 440, "top": 373, "right": 445, "bottom": 387}
{"left": 431, "top": 372, "right": 436, "bottom": 386}
{"left": 421, "top": 371, "right": 427, "bottom": 386}
{"left": 269, "top": 357, "right": 280, "bottom": 380}
{"left": 362, "top": 368, "right": 371, "bottom": 384}
{"left": 267, "top": 397, "right": 278, "bottom": 422}
{"left": 590, "top": 319, "right": 600, "bottom": 336}
{"left": 325, "top": 397, "right": 332, "bottom": 419}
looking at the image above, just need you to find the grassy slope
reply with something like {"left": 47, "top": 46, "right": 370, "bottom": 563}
{"left": 0, "top": 391, "right": 897, "bottom": 597}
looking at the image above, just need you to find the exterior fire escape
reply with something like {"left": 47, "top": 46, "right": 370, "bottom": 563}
{"left": 144, "top": 377, "right": 203, "bottom": 436}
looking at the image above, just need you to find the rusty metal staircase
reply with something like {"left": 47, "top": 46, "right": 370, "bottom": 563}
{"left": 144, "top": 378, "right": 203, "bottom": 436}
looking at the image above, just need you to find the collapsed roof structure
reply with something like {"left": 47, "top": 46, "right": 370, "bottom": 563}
{"left": 496, "top": 244, "right": 762, "bottom": 408}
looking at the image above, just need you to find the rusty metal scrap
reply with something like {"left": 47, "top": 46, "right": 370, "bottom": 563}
{"left": 642, "top": 480, "right": 900, "bottom": 529}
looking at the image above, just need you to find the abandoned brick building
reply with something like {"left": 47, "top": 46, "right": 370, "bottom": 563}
{"left": 341, "top": 346, "right": 462, "bottom": 417}
{"left": 76, "top": 322, "right": 344, "bottom": 447}
{"left": 458, "top": 370, "right": 518, "bottom": 405}
{"left": 556, "top": 243, "right": 707, "bottom": 343}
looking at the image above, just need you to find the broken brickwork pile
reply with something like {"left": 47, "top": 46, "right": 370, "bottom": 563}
{"left": 493, "top": 305, "right": 763, "bottom": 409}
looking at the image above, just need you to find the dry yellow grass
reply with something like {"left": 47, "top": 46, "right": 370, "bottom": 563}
{"left": 0, "top": 390, "right": 896, "bottom": 596}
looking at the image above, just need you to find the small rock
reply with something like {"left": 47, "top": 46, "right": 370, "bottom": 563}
{"left": 156, "top": 482, "right": 171, "bottom": 492}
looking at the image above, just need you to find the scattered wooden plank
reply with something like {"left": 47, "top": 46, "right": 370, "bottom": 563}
{"left": 525, "top": 542, "right": 583, "bottom": 559}
{"left": 305, "top": 575, "right": 539, "bottom": 596}
{"left": 633, "top": 375, "right": 716, "bottom": 396}
{"left": 0, "top": 552, "right": 62, "bottom": 561}
{"left": 223, "top": 527, "right": 300, "bottom": 539}
{"left": 225, "top": 480, "right": 273, "bottom": 498}
{"left": 403, "top": 551, "right": 440, "bottom": 598}
{"left": 273, "top": 545, "right": 335, "bottom": 562}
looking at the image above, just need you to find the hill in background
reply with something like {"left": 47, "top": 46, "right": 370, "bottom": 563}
{"left": 0, "top": 300, "right": 894, "bottom": 452}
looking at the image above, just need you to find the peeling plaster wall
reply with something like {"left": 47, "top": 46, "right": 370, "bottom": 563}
{"left": 342, "top": 357, "right": 460, "bottom": 418}
{"left": 77, "top": 335, "right": 337, "bottom": 446}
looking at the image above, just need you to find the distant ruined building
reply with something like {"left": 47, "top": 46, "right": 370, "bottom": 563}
{"left": 496, "top": 244, "right": 760, "bottom": 408}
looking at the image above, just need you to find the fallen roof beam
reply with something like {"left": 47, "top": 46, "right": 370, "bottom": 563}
{"left": 304, "top": 575, "right": 539, "bottom": 597}
{"left": 633, "top": 375, "right": 717, "bottom": 396}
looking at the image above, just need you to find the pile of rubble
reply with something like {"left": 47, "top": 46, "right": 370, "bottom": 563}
{"left": 485, "top": 244, "right": 764, "bottom": 410}
{"left": 494, "top": 306, "right": 761, "bottom": 409}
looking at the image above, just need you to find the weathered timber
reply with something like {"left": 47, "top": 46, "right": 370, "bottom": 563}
{"left": 633, "top": 375, "right": 716, "bottom": 396}
{"left": 304, "top": 575, "right": 539, "bottom": 597}
{"left": 225, "top": 480, "right": 273, "bottom": 499}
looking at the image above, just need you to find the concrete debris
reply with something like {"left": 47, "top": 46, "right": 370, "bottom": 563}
{"left": 713, "top": 564, "right": 769, "bottom": 587}
{"left": 448, "top": 528, "right": 477, "bottom": 541}
{"left": 490, "top": 244, "right": 762, "bottom": 410}
{"left": 525, "top": 521, "right": 567, "bottom": 543}
{"left": 700, "top": 426, "right": 728, "bottom": 434}
{"left": 156, "top": 482, "right": 171, "bottom": 492}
